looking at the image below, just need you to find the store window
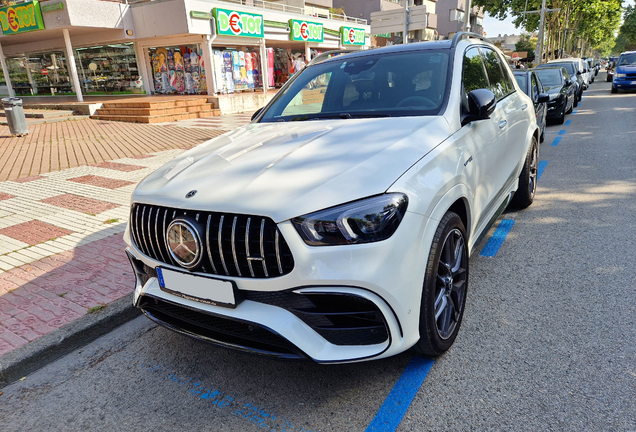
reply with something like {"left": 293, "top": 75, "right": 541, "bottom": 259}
{"left": 211, "top": 46, "right": 262, "bottom": 94}
{"left": 75, "top": 43, "right": 142, "bottom": 94}
{"left": 4, "top": 53, "right": 73, "bottom": 96}
{"left": 148, "top": 45, "right": 206, "bottom": 94}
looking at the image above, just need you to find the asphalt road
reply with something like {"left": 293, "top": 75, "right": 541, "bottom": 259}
{"left": 1, "top": 72, "right": 634, "bottom": 432}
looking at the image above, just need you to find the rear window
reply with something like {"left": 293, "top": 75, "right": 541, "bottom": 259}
{"left": 545, "top": 62, "right": 576, "bottom": 76}
{"left": 535, "top": 69, "right": 563, "bottom": 87}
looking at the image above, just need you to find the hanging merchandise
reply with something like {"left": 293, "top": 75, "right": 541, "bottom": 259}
{"left": 245, "top": 52, "right": 254, "bottom": 89}
{"left": 199, "top": 49, "right": 207, "bottom": 93}
{"left": 155, "top": 47, "right": 170, "bottom": 94}
{"left": 267, "top": 48, "right": 275, "bottom": 87}
{"left": 239, "top": 51, "right": 248, "bottom": 90}
{"left": 251, "top": 51, "right": 260, "bottom": 88}
{"left": 223, "top": 52, "right": 234, "bottom": 93}
{"left": 174, "top": 51, "right": 186, "bottom": 92}
{"left": 184, "top": 48, "right": 194, "bottom": 94}
{"left": 213, "top": 50, "right": 226, "bottom": 93}
{"left": 152, "top": 53, "right": 162, "bottom": 93}
{"left": 167, "top": 50, "right": 177, "bottom": 91}
{"left": 190, "top": 51, "right": 200, "bottom": 93}
{"left": 232, "top": 51, "right": 241, "bottom": 90}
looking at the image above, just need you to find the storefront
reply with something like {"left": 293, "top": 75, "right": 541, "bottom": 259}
{"left": 0, "top": 0, "right": 371, "bottom": 101}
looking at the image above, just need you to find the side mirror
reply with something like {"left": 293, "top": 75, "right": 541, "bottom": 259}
{"left": 565, "top": 79, "right": 572, "bottom": 87}
{"left": 582, "top": 68, "right": 588, "bottom": 73}
{"left": 251, "top": 107, "right": 263, "bottom": 121}
{"left": 537, "top": 93, "right": 550, "bottom": 103}
{"left": 462, "top": 88, "right": 497, "bottom": 125}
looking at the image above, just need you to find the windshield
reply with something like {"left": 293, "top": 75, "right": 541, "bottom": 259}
{"left": 535, "top": 69, "right": 563, "bottom": 87}
{"left": 259, "top": 50, "right": 450, "bottom": 122}
{"left": 618, "top": 53, "right": 636, "bottom": 66}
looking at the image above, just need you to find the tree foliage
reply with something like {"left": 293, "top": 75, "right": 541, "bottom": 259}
{"left": 474, "top": 0, "right": 623, "bottom": 59}
{"left": 515, "top": 35, "right": 535, "bottom": 57}
{"left": 613, "top": 5, "right": 636, "bottom": 53}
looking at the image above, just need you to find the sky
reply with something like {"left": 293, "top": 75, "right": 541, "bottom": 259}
{"left": 482, "top": 0, "right": 636, "bottom": 38}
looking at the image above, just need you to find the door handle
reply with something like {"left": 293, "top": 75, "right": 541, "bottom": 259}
{"left": 521, "top": 104, "right": 528, "bottom": 110}
{"left": 498, "top": 120, "right": 507, "bottom": 129}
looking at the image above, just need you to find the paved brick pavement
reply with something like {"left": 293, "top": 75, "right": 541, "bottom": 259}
{"left": 0, "top": 113, "right": 253, "bottom": 359}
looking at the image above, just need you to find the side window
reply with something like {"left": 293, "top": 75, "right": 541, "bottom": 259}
{"left": 480, "top": 47, "right": 510, "bottom": 100}
{"left": 531, "top": 74, "right": 539, "bottom": 100}
{"left": 462, "top": 47, "right": 489, "bottom": 94}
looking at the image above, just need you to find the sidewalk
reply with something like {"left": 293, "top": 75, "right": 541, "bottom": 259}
{"left": 0, "top": 113, "right": 252, "bottom": 385}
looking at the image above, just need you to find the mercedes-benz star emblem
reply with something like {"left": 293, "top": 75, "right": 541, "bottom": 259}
{"left": 185, "top": 190, "right": 197, "bottom": 199}
{"left": 166, "top": 220, "right": 202, "bottom": 268}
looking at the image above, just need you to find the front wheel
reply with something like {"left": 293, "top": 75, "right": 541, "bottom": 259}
{"left": 413, "top": 212, "right": 469, "bottom": 357}
{"left": 511, "top": 136, "right": 538, "bottom": 208}
{"left": 611, "top": 86, "right": 617, "bottom": 94}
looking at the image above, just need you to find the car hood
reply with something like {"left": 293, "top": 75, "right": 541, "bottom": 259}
{"left": 543, "top": 86, "right": 563, "bottom": 94}
{"left": 132, "top": 116, "right": 451, "bottom": 222}
{"left": 616, "top": 64, "right": 636, "bottom": 73}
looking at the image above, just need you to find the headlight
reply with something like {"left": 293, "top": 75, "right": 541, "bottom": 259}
{"left": 292, "top": 194, "right": 408, "bottom": 246}
{"left": 615, "top": 73, "right": 626, "bottom": 78}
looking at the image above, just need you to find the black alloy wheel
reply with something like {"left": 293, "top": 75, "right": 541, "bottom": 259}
{"left": 511, "top": 136, "right": 538, "bottom": 208}
{"left": 414, "top": 212, "right": 468, "bottom": 356}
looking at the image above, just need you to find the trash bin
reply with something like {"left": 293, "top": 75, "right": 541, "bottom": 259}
{"left": 2, "top": 97, "right": 28, "bottom": 136}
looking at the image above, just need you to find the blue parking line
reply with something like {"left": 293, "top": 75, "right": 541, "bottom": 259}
{"left": 366, "top": 356, "right": 434, "bottom": 432}
{"left": 564, "top": 120, "right": 572, "bottom": 126}
{"left": 538, "top": 160, "right": 548, "bottom": 180}
{"left": 551, "top": 136, "right": 562, "bottom": 146}
{"left": 572, "top": 110, "right": 578, "bottom": 114}
{"left": 480, "top": 219, "right": 515, "bottom": 257}
{"left": 558, "top": 129, "right": 566, "bottom": 135}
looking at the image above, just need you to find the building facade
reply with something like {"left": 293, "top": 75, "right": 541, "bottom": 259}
{"left": 434, "top": 0, "right": 484, "bottom": 39}
{"left": 0, "top": 0, "right": 371, "bottom": 100}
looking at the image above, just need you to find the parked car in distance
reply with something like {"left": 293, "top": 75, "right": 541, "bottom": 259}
{"left": 514, "top": 69, "right": 549, "bottom": 142}
{"left": 124, "top": 32, "right": 541, "bottom": 363}
{"left": 534, "top": 66, "right": 575, "bottom": 124}
{"left": 611, "top": 51, "right": 636, "bottom": 93}
{"left": 536, "top": 60, "right": 583, "bottom": 107}
{"left": 549, "top": 57, "right": 591, "bottom": 89}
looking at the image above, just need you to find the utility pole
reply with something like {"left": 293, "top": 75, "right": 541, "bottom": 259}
{"left": 463, "top": 0, "right": 472, "bottom": 32}
{"left": 519, "top": 0, "right": 560, "bottom": 65}
{"left": 404, "top": 0, "right": 410, "bottom": 44}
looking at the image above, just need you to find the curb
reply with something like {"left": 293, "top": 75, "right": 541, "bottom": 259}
{"left": 0, "top": 293, "right": 140, "bottom": 388}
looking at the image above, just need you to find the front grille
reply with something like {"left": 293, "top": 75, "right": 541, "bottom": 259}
{"left": 139, "top": 295, "right": 306, "bottom": 360}
{"left": 130, "top": 203, "right": 294, "bottom": 278}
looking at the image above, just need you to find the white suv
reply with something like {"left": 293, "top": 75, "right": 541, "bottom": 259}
{"left": 125, "top": 33, "right": 540, "bottom": 363}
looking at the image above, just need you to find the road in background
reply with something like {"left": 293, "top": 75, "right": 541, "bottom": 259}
{"left": 1, "top": 74, "right": 634, "bottom": 432}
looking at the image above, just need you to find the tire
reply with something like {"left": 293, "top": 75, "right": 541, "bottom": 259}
{"left": 566, "top": 97, "right": 573, "bottom": 114}
{"left": 611, "top": 86, "right": 617, "bottom": 94}
{"left": 573, "top": 94, "right": 579, "bottom": 108}
{"left": 555, "top": 111, "right": 565, "bottom": 124}
{"left": 511, "top": 136, "right": 538, "bottom": 209}
{"left": 413, "top": 211, "right": 468, "bottom": 357}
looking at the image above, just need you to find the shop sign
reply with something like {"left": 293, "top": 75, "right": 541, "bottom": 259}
{"left": 0, "top": 1, "right": 45, "bottom": 35}
{"left": 289, "top": 19, "right": 323, "bottom": 43}
{"left": 341, "top": 26, "right": 365, "bottom": 46}
{"left": 213, "top": 8, "right": 263, "bottom": 38}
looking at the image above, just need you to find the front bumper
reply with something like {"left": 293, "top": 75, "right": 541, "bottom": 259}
{"left": 613, "top": 77, "right": 636, "bottom": 90}
{"left": 546, "top": 98, "right": 566, "bottom": 119}
{"left": 124, "top": 210, "right": 432, "bottom": 363}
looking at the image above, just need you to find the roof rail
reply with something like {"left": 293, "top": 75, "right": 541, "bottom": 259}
{"left": 307, "top": 49, "right": 361, "bottom": 67}
{"left": 451, "top": 31, "right": 490, "bottom": 48}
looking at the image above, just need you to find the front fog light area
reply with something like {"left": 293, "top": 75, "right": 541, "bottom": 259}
{"left": 292, "top": 194, "right": 408, "bottom": 246}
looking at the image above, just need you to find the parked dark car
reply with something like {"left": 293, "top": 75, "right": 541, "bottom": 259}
{"left": 514, "top": 70, "right": 549, "bottom": 142}
{"left": 534, "top": 67, "right": 575, "bottom": 125}
{"left": 536, "top": 61, "right": 583, "bottom": 107}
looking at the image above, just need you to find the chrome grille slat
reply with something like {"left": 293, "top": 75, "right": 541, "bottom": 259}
{"left": 205, "top": 215, "right": 218, "bottom": 274}
{"left": 147, "top": 207, "right": 158, "bottom": 259}
{"left": 259, "top": 218, "right": 268, "bottom": 278}
{"left": 140, "top": 205, "right": 151, "bottom": 256}
{"left": 218, "top": 215, "right": 229, "bottom": 276}
{"left": 231, "top": 216, "right": 242, "bottom": 277}
{"left": 154, "top": 208, "right": 167, "bottom": 263}
{"left": 130, "top": 204, "right": 293, "bottom": 279}
{"left": 275, "top": 230, "right": 283, "bottom": 275}
{"left": 245, "top": 217, "right": 255, "bottom": 277}
{"left": 163, "top": 208, "right": 176, "bottom": 266}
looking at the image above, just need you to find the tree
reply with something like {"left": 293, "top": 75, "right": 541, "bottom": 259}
{"left": 474, "top": 0, "right": 622, "bottom": 60}
{"left": 515, "top": 35, "right": 535, "bottom": 58}
{"left": 613, "top": 5, "right": 636, "bottom": 53}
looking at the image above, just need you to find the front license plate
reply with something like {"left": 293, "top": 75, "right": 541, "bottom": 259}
{"left": 631, "top": 81, "right": 636, "bottom": 85}
{"left": 156, "top": 267, "right": 237, "bottom": 308}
